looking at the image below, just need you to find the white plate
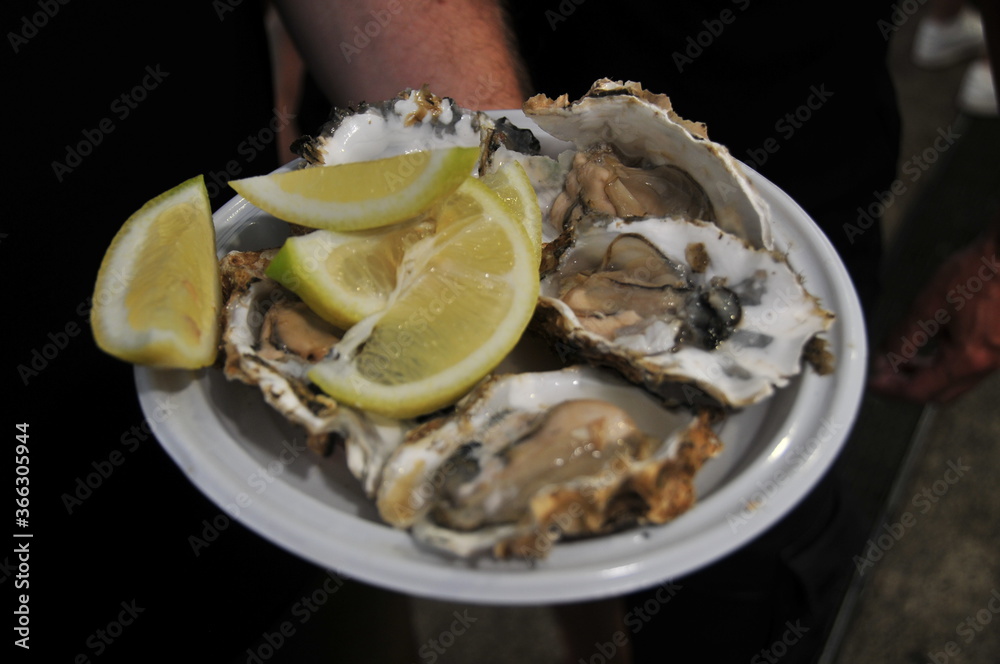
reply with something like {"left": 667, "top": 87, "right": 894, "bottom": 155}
{"left": 135, "top": 111, "right": 866, "bottom": 605}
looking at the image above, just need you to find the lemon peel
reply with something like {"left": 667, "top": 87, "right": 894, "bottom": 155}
{"left": 229, "top": 147, "right": 480, "bottom": 231}
{"left": 91, "top": 175, "right": 221, "bottom": 368}
{"left": 307, "top": 177, "right": 539, "bottom": 418}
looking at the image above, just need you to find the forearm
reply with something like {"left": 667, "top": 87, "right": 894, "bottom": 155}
{"left": 983, "top": 0, "right": 1000, "bottom": 106}
{"left": 273, "top": 0, "right": 529, "bottom": 110}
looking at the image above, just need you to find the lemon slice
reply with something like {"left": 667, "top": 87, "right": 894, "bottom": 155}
{"left": 265, "top": 218, "right": 436, "bottom": 329}
{"left": 308, "top": 178, "right": 540, "bottom": 418}
{"left": 480, "top": 159, "right": 542, "bottom": 259}
{"left": 267, "top": 162, "right": 545, "bottom": 330}
{"left": 229, "top": 147, "right": 480, "bottom": 231}
{"left": 91, "top": 176, "right": 221, "bottom": 368}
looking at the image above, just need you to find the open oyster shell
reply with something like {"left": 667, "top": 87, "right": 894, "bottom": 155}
{"left": 524, "top": 79, "right": 772, "bottom": 253}
{"left": 533, "top": 216, "right": 835, "bottom": 409}
{"left": 218, "top": 250, "right": 408, "bottom": 495}
{"left": 292, "top": 85, "right": 540, "bottom": 175}
{"left": 375, "top": 366, "right": 722, "bottom": 559}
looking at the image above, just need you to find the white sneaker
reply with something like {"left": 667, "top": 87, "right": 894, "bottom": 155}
{"left": 957, "top": 59, "right": 998, "bottom": 116}
{"left": 912, "top": 8, "right": 985, "bottom": 69}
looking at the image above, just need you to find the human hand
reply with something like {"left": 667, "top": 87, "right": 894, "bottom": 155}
{"left": 869, "top": 229, "right": 1000, "bottom": 403}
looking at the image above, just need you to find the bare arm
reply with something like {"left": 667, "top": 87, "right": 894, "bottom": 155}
{"left": 983, "top": 0, "right": 1000, "bottom": 93}
{"left": 272, "top": 0, "right": 529, "bottom": 109}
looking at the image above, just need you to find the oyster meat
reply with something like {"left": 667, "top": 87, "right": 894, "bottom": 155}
{"left": 375, "top": 366, "right": 722, "bottom": 558}
{"left": 219, "top": 249, "right": 408, "bottom": 494}
{"left": 534, "top": 216, "right": 834, "bottom": 409}
{"left": 524, "top": 78, "right": 772, "bottom": 256}
{"left": 521, "top": 79, "right": 834, "bottom": 409}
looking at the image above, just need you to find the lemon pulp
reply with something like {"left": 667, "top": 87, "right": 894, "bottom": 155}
{"left": 91, "top": 176, "right": 220, "bottom": 368}
{"left": 229, "top": 147, "right": 480, "bottom": 231}
{"left": 308, "top": 177, "right": 539, "bottom": 418}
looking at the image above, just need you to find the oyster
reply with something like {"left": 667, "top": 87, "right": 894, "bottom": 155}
{"left": 533, "top": 217, "right": 835, "bottom": 409}
{"left": 375, "top": 366, "right": 722, "bottom": 559}
{"left": 219, "top": 249, "right": 407, "bottom": 494}
{"left": 520, "top": 79, "right": 834, "bottom": 410}
{"left": 292, "top": 85, "right": 540, "bottom": 175}
{"left": 524, "top": 79, "right": 772, "bottom": 255}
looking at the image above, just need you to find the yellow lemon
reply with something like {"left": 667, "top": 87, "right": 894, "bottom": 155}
{"left": 480, "top": 159, "right": 542, "bottom": 260}
{"left": 265, "top": 218, "right": 437, "bottom": 329}
{"left": 229, "top": 147, "right": 480, "bottom": 231}
{"left": 91, "top": 176, "right": 221, "bottom": 368}
{"left": 308, "top": 178, "right": 539, "bottom": 418}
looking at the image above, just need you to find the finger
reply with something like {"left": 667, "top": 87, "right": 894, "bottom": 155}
{"left": 869, "top": 347, "right": 931, "bottom": 383}
{"left": 870, "top": 344, "right": 999, "bottom": 403}
{"left": 878, "top": 248, "right": 980, "bottom": 357}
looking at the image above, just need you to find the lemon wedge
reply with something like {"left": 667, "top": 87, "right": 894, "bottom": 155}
{"left": 267, "top": 162, "right": 544, "bottom": 329}
{"left": 308, "top": 177, "right": 540, "bottom": 418}
{"left": 91, "top": 176, "right": 221, "bottom": 368}
{"left": 229, "top": 147, "right": 480, "bottom": 231}
{"left": 480, "top": 159, "right": 542, "bottom": 260}
{"left": 265, "top": 219, "right": 437, "bottom": 329}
